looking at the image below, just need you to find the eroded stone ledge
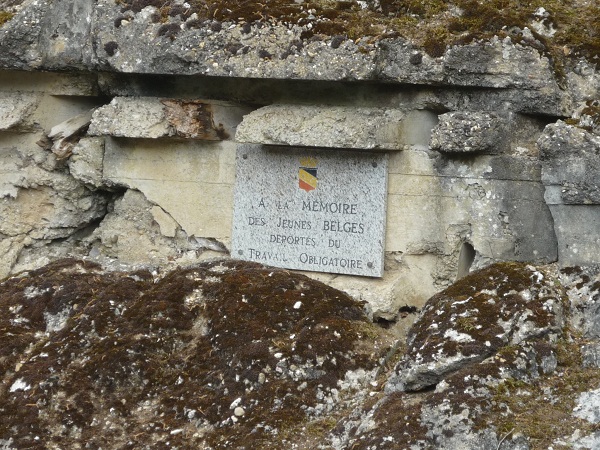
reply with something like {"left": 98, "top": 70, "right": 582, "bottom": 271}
{"left": 89, "top": 96, "right": 250, "bottom": 140}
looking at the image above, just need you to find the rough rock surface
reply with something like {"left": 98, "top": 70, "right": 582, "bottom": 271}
{"left": 333, "top": 262, "right": 600, "bottom": 450}
{"left": 236, "top": 105, "right": 413, "bottom": 150}
{"left": 1, "top": 0, "right": 599, "bottom": 116}
{"left": 560, "top": 265, "right": 600, "bottom": 339}
{"left": 430, "top": 111, "right": 511, "bottom": 154}
{"left": 386, "top": 262, "right": 565, "bottom": 392}
{"left": 89, "top": 97, "right": 247, "bottom": 140}
{"left": 539, "top": 119, "right": 600, "bottom": 205}
{"left": 0, "top": 144, "right": 111, "bottom": 278}
{"left": 2, "top": 260, "right": 600, "bottom": 449}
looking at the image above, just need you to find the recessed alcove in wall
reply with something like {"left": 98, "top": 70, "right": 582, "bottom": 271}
{"left": 457, "top": 241, "right": 476, "bottom": 280}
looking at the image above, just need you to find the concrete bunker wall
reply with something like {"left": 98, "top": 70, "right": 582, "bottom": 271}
{"left": 0, "top": 69, "right": 598, "bottom": 320}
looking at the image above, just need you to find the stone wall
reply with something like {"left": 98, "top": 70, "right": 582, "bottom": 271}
{"left": 1, "top": 0, "right": 599, "bottom": 320}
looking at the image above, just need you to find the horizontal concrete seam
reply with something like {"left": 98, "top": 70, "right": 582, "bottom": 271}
{"left": 387, "top": 193, "right": 546, "bottom": 202}
{"left": 103, "top": 177, "right": 232, "bottom": 186}
{"left": 388, "top": 172, "right": 542, "bottom": 183}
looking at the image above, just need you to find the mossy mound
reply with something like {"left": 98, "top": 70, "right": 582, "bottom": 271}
{"left": 389, "top": 262, "right": 566, "bottom": 392}
{"left": 338, "top": 263, "right": 600, "bottom": 450}
{"left": 0, "top": 258, "right": 387, "bottom": 449}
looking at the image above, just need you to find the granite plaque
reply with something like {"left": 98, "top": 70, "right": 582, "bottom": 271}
{"left": 231, "top": 145, "right": 388, "bottom": 277}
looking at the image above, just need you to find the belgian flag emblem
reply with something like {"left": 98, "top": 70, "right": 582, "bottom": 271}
{"left": 299, "top": 157, "right": 318, "bottom": 192}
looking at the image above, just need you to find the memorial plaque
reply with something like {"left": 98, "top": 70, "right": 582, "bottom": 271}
{"left": 231, "top": 145, "right": 388, "bottom": 277}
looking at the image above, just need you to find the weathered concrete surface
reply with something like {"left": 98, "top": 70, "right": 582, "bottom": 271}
{"left": 0, "top": 91, "right": 40, "bottom": 131}
{"left": 89, "top": 97, "right": 170, "bottom": 139}
{"left": 68, "top": 137, "right": 105, "bottom": 189}
{"left": 90, "top": 189, "right": 214, "bottom": 266}
{"left": 539, "top": 120, "right": 600, "bottom": 266}
{"left": 0, "top": 0, "right": 598, "bottom": 326}
{"left": 0, "top": 0, "right": 47, "bottom": 69}
{"left": 0, "top": 90, "right": 111, "bottom": 278}
{"left": 37, "top": 0, "right": 95, "bottom": 69}
{"left": 1, "top": 0, "right": 597, "bottom": 117}
{"left": 102, "top": 137, "right": 236, "bottom": 242}
{"left": 378, "top": 36, "right": 560, "bottom": 90}
{"left": 236, "top": 105, "right": 437, "bottom": 150}
{"left": 0, "top": 70, "right": 102, "bottom": 278}
{"left": 0, "top": 93, "right": 98, "bottom": 136}
{"left": 91, "top": 0, "right": 378, "bottom": 80}
{"left": 307, "top": 252, "right": 438, "bottom": 321}
{"left": 539, "top": 121, "right": 600, "bottom": 205}
{"left": 0, "top": 70, "right": 98, "bottom": 96}
{"left": 0, "top": 183, "right": 109, "bottom": 278}
{"left": 386, "top": 146, "right": 557, "bottom": 280}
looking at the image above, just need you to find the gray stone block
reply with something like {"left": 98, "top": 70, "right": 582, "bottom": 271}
{"left": 236, "top": 105, "right": 437, "bottom": 150}
{"left": 540, "top": 122, "right": 600, "bottom": 205}
{"left": 550, "top": 205, "right": 600, "bottom": 267}
{"left": 68, "top": 137, "right": 105, "bottom": 189}
{"left": 37, "top": 0, "right": 94, "bottom": 69}
{"left": 442, "top": 37, "right": 558, "bottom": 90}
{"left": 539, "top": 121, "right": 600, "bottom": 266}
{"left": 430, "top": 111, "right": 510, "bottom": 154}
{"left": 89, "top": 97, "right": 169, "bottom": 139}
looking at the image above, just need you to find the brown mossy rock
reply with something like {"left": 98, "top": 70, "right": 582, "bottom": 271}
{"left": 347, "top": 339, "right": 561, "bottom": 449}
{"left": 340, "top": 264, "right": 596, "bottom": 450}
{"left": 0, "top": 258, "right": 384, "bottom": 449}
{"left": 386, "top": 262, "right": 566, "bottom": 392}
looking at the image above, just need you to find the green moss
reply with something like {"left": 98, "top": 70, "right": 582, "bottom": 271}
{"left": 456, "top": 316, "right": 477, "bottom": 332}
{"left": 555, "top": 340, "right": 583, "bottom": 368}
{"left": 0, "top": 11, "right": 14, "bottom": 27}
{"left": 490, "top": 371, "right": 600, "bottom": 449}
{"left": 423, "top": 25, "right": 451, "bottom": 58}
{"left": 484, "top": 337, "right": 600, "bottom": 450}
